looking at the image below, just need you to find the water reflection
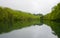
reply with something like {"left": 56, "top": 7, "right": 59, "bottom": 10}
{"left": 0, "top": 21, "right": 60, "bottom": 38}
{"left": 43, "top": 21, "right": 60, "bottom": 38}
{"left": 0, "top": 25, "right": 57, "bottom": 38}
{"left": 0, "top": 21, "right": 42, "bottom": 34}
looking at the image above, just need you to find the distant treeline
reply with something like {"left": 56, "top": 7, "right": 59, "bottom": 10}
{"left": 43, "top": 3, "right": 60, "bottom": 21}
{"left": 0, "top": 7, "right": 42, "bottom": 23}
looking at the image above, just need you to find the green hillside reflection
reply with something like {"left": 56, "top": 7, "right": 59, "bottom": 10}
{"left": 0, "top": 20, "right": 42, "bottom": 34}
{"left": 43, "top": 21, "right": 60, "bottom": 38}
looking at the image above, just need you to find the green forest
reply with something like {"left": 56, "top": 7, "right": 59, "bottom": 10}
{"left": 0, "top": 7, "right": 41, "bottom": 23}
{"left": 0, "top": 3, "right": 60, "bottom": 23}
{"left": 43, "top": 3, "right": 60, "bottom": 21}
{"left": 0, "top": 6, "right": 42, "bottom": 34}
{"left": 0, "top": 2, "right": 60, "bottom": 36}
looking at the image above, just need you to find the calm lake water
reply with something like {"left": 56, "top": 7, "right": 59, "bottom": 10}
{"left": 0, "top": 21, "right": 60, "bottom": 38}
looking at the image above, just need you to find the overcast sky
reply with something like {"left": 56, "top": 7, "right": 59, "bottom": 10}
{"left": 0, "top": 0, "right": 60, "bottom": 15}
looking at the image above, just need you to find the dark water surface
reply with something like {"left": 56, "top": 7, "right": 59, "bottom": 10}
{"left": 0, "top": 21, "right": 60, "bottom": 38}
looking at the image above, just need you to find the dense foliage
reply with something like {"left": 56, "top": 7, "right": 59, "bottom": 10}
{"left": 43, "top": 3, "right": 60, "bottom": 21}
{"left": 0, "top": 7, "right": 42, "bottom": 34}
{"left": 0, "top": 7, "right": 40, "bottom": 23}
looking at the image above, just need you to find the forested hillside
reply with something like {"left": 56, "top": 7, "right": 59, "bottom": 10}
{"left": 43, "top": 3, "right": 60, "bottom": 21}
{"left": 0, "top": 7, "right": 41, "bottom": 23}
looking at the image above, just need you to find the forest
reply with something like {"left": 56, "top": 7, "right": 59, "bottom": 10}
{"left": 0, "top": 2, "right": 60, "bottom": 38}
{"left": 0, "top": 7, "right": 43, "bottom": 34}
{"left": 0, "top": 7, "right": 42, "bottom": 23}
{"left": 0, "top": 3, "right": 60, "bottom": 23}
{"left": 43, "top": 3, "right": 60, "bottom": 21}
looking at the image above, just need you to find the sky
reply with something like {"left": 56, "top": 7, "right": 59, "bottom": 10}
{"left": 0, "top": 0, "right": 60, "bottom": 15}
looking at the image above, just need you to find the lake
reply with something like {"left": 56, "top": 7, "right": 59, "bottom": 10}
{"left": 0, "top": 21, "right": 60, "bottom": 38}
